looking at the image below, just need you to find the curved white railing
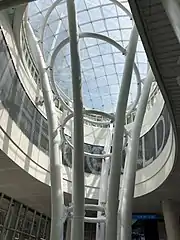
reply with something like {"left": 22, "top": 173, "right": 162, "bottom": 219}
{"left": 0, "top": 10, "right": 175, "bottom": 201}
{"left": 21, "top": 20, "right": 160, "bottom": 127}
{"left": 0, "top": 96, "right": 174, "bottom": 199}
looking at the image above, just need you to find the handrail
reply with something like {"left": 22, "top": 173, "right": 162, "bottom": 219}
{"left": 21, "top": 21, "right": 41, "bottom": 86}
{"left": 0, "top": 22, "right": 172, "bottom": 186}
{"left": 0, "top": 117, "right": 101, "bottom": 192}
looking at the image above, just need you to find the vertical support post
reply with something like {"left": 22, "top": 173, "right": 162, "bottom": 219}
{"left": 1, "top": 198, "right": 13, "bottom": 240}
{"left": 105, "top": 25, "right": 138, "bottom": 240}
{"left": 96, "top": 124, "right": 113, "bottom": 240}
{"left": 12, "top": 204, "right": 23, "bottom": 240}
{"left": 162, "top": 200, "right": 180, "bottom": 240}
{"left": 19, "top": 206, "right": 28, "bottom": 240}
{"left": 29, "top": 210, "right": 36, "bottom": 239}
{"left": 27, "top": 22, "right": 64, "bottom": 240}
{"left": 119, "top": 69, "right": 153, "bottom": 240}
{"left": 66, "top": 1, "right": 84, "bottom": 240}
{"left": 42, "top": 216, "right": 49, "bottom": 239}
{"left": 36, "top": 213, "right": 43, "bottom": 239}
{"left": 5, "top": 202, "right": 20, "bottom": 240}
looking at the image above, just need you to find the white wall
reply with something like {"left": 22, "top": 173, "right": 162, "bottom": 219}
{"left": 0, "top": 11, "right": 175, "bottom": 201}
{"left": 0, "top": 103, "right": 175, "bottom": 200}
{"left": 0, "top": 11, "right": 165, "bottom": 146}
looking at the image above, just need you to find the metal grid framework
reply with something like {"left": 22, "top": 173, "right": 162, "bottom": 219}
{"left": 27, "top": 0, "right": 148, "bottom": 113}
{"left": 0, "top": 193, "right": 51, "bottom": 240}
{"left": 0, "top": 193, "right": 97, "bottom": 240}
{"left": 24, "top": 1, "right": 161, "bottom": 240}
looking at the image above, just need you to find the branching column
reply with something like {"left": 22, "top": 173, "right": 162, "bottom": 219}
{"left": 105, "top": 25, "right": 138, "bottom": 240}
{"left": 96, "top": 124, "right": 113, "bottom": 240}
{"left": 66, "top": 1, "right": 85, "bottom": 240}
{"left": 119, "top": 69, "right": 153, "bottom": 240}
{"left": 27, "top": 23, "right": 64, "bottom": 240}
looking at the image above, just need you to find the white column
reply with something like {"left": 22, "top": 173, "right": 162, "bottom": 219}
{"left": 66, "top": 1, "right": 85, "bottom": 240}
{"left": 27, "top": 22, "right": 64, "bottom": 240}
{"left": 96, "top": 124, "right": 113, "bottom": 240}
{"left": 162, "top": 200, "right": 180, "bottom": 240}
{"left": 119, "top": 69, "right": 153, "bottom": 240}
{"left": 105, "top": 25, "right": 138, "bottom": 240}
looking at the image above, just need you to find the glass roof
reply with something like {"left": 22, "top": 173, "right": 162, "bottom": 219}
{"left": 27, "top": 0, "right": 148, "bottom": 113}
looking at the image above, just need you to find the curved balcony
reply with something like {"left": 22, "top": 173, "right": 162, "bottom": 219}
{"left": 0, "top": 10, "right": 176, "bottom": 214}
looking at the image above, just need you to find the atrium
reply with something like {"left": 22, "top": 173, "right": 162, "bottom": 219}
{"left": 0, "top": 0, "right": 179, "bottom": 239}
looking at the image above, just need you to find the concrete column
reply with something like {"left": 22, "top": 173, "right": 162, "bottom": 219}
{"left": 162, "top": 200, "right": 180, "bottom": 240}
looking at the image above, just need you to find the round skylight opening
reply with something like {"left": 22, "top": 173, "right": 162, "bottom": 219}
{"left": 27, "top": 0, "right": 148, "bottom": 113}
{"left": 52, "top": 35, "right": 140, "bottom": 113}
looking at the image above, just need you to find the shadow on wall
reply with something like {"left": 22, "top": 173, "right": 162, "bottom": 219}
{"left": 0, "top": 27, "right": 172, "bottom": 177}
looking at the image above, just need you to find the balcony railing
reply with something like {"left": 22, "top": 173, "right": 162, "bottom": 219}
{"left": 21, "top": 22, "right": 161, "bottom": 127}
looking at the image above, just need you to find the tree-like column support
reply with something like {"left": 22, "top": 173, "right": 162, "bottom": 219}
{"left": 105, "top": 25, "right": 138, "bottom": 240}
{"left": 66, "top": 1, "right": 85, "bottom": 240}
{"left": 119, "top": 69, "right": 153, "bottom": 240}
{"left": 27, "top": 23, "right": 64, "bottom": 240}
{"left": 96, "top": 124, "right": 113, "bottom": 240}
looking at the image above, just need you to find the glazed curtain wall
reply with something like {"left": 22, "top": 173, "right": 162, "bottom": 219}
{"left": 0, "top": 28, "right": 171, "bottom": 175}
{"left": 0, "top": 193, "right": 50, "bottom": 240}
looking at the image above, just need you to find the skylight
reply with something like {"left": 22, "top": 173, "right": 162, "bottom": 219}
{"left": 27, "top": 0, "right": 148, "bottom": 113}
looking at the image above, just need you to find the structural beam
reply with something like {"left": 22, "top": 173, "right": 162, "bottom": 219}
{"left": 66, "top": 1, "right": 85, "bottom": 240}
{"left": 105, "top": 25, "right": 138, "bottom": 240}
{"left": 119, "top": 69, "right": 153, "bottom": 240}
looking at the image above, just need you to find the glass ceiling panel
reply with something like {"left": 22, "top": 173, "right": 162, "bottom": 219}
{"left": 27, "top": 0, "right": 148, "bottom": 113}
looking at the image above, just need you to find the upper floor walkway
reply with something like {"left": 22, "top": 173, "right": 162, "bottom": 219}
{"left": 0, "top": 1, "right": 177, "bottom": 216}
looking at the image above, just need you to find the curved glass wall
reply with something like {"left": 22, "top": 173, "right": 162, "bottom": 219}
{"left": 0, "top": 28, "right": 171, "bottom": 175}
{"left": 27, "top": 0, "right": 148, "bottom": 113}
